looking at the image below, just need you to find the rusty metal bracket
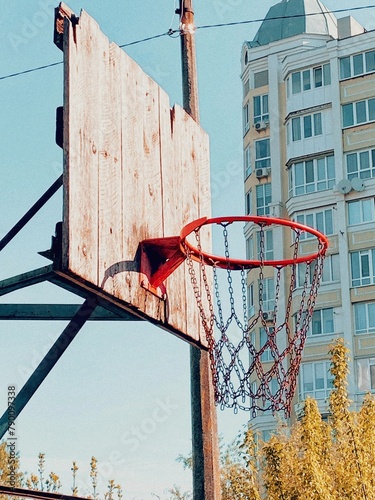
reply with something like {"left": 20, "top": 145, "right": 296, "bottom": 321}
{"left": 140, "top": 236, "right": 186, "bottom": 299}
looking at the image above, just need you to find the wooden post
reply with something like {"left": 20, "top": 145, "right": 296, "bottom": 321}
{"left": 179, "top": 2, "right": 221, "bottom": 498}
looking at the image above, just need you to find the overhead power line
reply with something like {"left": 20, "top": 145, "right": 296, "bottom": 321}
{"left": 0, "top": 4, "right": 374, "bottom": 82}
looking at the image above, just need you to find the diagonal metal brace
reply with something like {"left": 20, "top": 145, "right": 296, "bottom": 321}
{"left": 0, "top": 265, "right": 54, "bottom": 296}
{"left": 0, "top": 297, "right": 97, "bottom": 439}
{"left": 0, "top": 175, "right": 63, "bottom": 252}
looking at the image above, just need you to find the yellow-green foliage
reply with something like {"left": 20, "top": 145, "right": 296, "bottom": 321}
{"left": 219, "top": 339, "right": 375, "bottom": 500}
{"left": 0, "top": 441, "right": 22, "bottom": 499}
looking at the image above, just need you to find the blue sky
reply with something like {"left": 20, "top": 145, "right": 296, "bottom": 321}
{"left": 1, "top": 1, "right": 374, "bottom": 498}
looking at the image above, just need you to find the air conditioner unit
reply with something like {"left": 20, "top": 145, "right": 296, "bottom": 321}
{"left": 255, "top": 121, "right": 268, "bottom": 131}
{"left": 256, "top": 167, "right": 269, "bottom": 179}
{"left": 262, "top": 311, "right": 275, "bottom": 322}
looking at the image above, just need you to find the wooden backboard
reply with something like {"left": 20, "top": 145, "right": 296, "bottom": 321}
{"left": 55, "top": 5, "right": 211, "bottom": 347}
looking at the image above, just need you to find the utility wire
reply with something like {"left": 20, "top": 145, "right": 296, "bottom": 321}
{"left": 196, "top": 4, "right": 375, "bottom": 30}
{"left": 0, "top": 4, "right": 374, "bottom": 82}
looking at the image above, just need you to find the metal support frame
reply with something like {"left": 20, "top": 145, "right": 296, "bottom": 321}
{"left": 0, "top": 297, "right": 97, "bottom": 439}
{"left": 0, "top": 485, "right": 90, "bottom": 500}
{"left": 0, "top": 4, "right": 220, "bottom": 497}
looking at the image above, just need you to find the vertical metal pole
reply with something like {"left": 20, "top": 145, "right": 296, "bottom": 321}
{"left": 179, "top": 2, "right": 221, "bottom": 498}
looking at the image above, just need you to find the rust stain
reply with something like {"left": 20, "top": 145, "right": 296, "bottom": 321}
{"left": 152, "top": 131, "right": 158, "bottom": 145}
{"left": 143, "top": 131, "right": 150, "bottom": 154}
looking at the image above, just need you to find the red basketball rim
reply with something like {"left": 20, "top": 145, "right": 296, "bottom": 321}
{"left": 180, "top": 215, "right": 329, "bottom": 269}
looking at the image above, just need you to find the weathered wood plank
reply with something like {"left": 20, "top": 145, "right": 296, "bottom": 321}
{"left": 97, "top": 40, "right": 123, "bottom": 299}
{"left": 120, "top": 50, "right": 164, "bottom": 319}
{"left": 158, "top": 92, "right": 187, "bottom": 335}
{"left": 63, "top": 10, "right": 101, "bottom": 285}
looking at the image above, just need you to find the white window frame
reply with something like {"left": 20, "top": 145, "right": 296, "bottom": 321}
{"left": 260, "top": 327, "right": 274, "bottom": 362}
{"left": 256, "top": 183, "right": 271, "bottom": 216}
{"left": 288, "top": 154, "right": 335, "bottom": 197}
{"left": 246, "top": 234, "right": 254, "bottom": 261}
{"left": 350, "top": 248, "right": 375, "bottom": 287}
{"left": 357, "top": 357, "right": 375, "bottom": 392}
{"left": 346, "top": 147, "right": 375, "bottom": 180}
{"left": 245, "top": 189, "right": 252, "bottom": 215}
{"left": 340, "top": 49, "right": 375, "bottom": 80}
{"left": 308, "top": 308, "right": 335, "bottom": 337}
{"left": 253, "top": 94, "right": 269, "bottom": 124}
{"left": 297, "top": 254, "right": 339, "bottom": 287}
{"left": 259, "top": 277, "right": 275, "bottom": 312}
{"left": 342, "top": 98, "right": 375, "bottom": 128}
{"left": 348, "top": 198, "right": 375, "bottom": 225}
{"left": 291, "top": 112, "right": 322, "bottom": 141}
{"left": 354, "top": 302, "right": 375, "bottom": 334}
{"left": 289, "top": 63, "right": 331, "bottom": 95}
{"left": 247, "top": 283, "right": 255, "bottom": 318}
{"left": 299, "top": 361, "right": 333, "bottom": 400}
{"left": 256, "top": 229, "right": 273, "bottom": 260}
{"left": 244, "top": 145, "right": 251, "bottom": 179}
{"left": 255, "top": 138, "right": 270, "bottom": 170}
{"left": 243, "top": 102, "right": 250, "bottom": 135}
{"left": 243, "top": 78, "right": 250, "bottom": 97}
{"left": 295, "top": 208, "right": 334, "bottom": 240}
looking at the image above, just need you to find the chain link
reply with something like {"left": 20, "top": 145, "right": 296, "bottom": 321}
{"left": 184, "top": 220, "right": 327, "bottom": 416}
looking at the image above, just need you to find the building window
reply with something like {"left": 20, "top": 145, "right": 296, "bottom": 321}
{"left": 295, "top": 208, "right": 334, "bottom": 240}
{"left": 340, "top": 50, "right": 375, "bottom": 80}
{"left": 297, "top": 254, "right": 339, "bottom": 287}
{"left": 321, "top": 254, "right": 340, "bottom": 284}
{"left": 246, "top": 235, "right": 254, "bottom": 261}
{"left": 288, "top": 154, "right": 335, "bottom": 197}
{"left": 255, "top": 139, "right": 270, "bottom": 169}
{"left": 253, "top": 94, "right": 269, "bottom": 123}
{"left": 342, "top": 98, "right": 375, "bottom": 127}
{"left": 299, "top": 361, "right": 333, "bottom": 400}
{"left": 257, "top": 229, "right": 273, "bottom": 260}
{"left": 244, "top": 145, "right": 251, "bottom": 178}
{"left": 260, "top": 327, "right": 274, "bottom": 362}
{"left": 357, "top": 358, "right": 375, "bottom": 392}
{"left": 350, "top": 248, "right": 375, "bottom": 287}
{"left": 260, "top": 277, "right": 275, "bottom": 311}
{"left": 348, "top": 198, "right": 375, "bottom": 225}
{"left": 346, "top": 147, "right": 375, "bottom": 180}
{"left": 254, "top": 70, "right": 269, "bottom": 88}
{"left": 309, "top": 308, "right": 334, "bottom": 336}
{"left": 291, "top": 112, "right": 322, "bottom": 141}
{"left": 246, "top": 189, "right": 252, "bottom": 215}
{"left": 289, "top": 63, "right": 331, "bottom": 95}
{"left": 256, "top": 183, "right": 271, "bottom": 215}
{"left": 248, "top": 283, "right": 255, "bottom": 317}
{"left": 243, "top": 102, "right": 250, "bottom": 134}
{"left": 243, "top": 78, "right": 250, "bottom": 96}
{"left": 354, "top": 302, "right": 375, "bottom": 334}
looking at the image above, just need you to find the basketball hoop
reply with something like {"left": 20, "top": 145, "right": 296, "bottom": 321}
{"left": 180, "top": 216, "right": 329, "bottom": 417}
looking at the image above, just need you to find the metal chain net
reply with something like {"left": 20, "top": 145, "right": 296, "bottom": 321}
{"left": 184, "top": 221, "right": 325, "bottom": 417}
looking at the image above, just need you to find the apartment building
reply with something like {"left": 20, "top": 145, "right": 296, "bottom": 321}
{"left": 241, "top": 0, "right": 375, "bottom": 437}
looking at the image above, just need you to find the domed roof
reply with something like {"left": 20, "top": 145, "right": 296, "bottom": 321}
{"left": 251, "top": 0, "right": 338, "bottom": 46}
